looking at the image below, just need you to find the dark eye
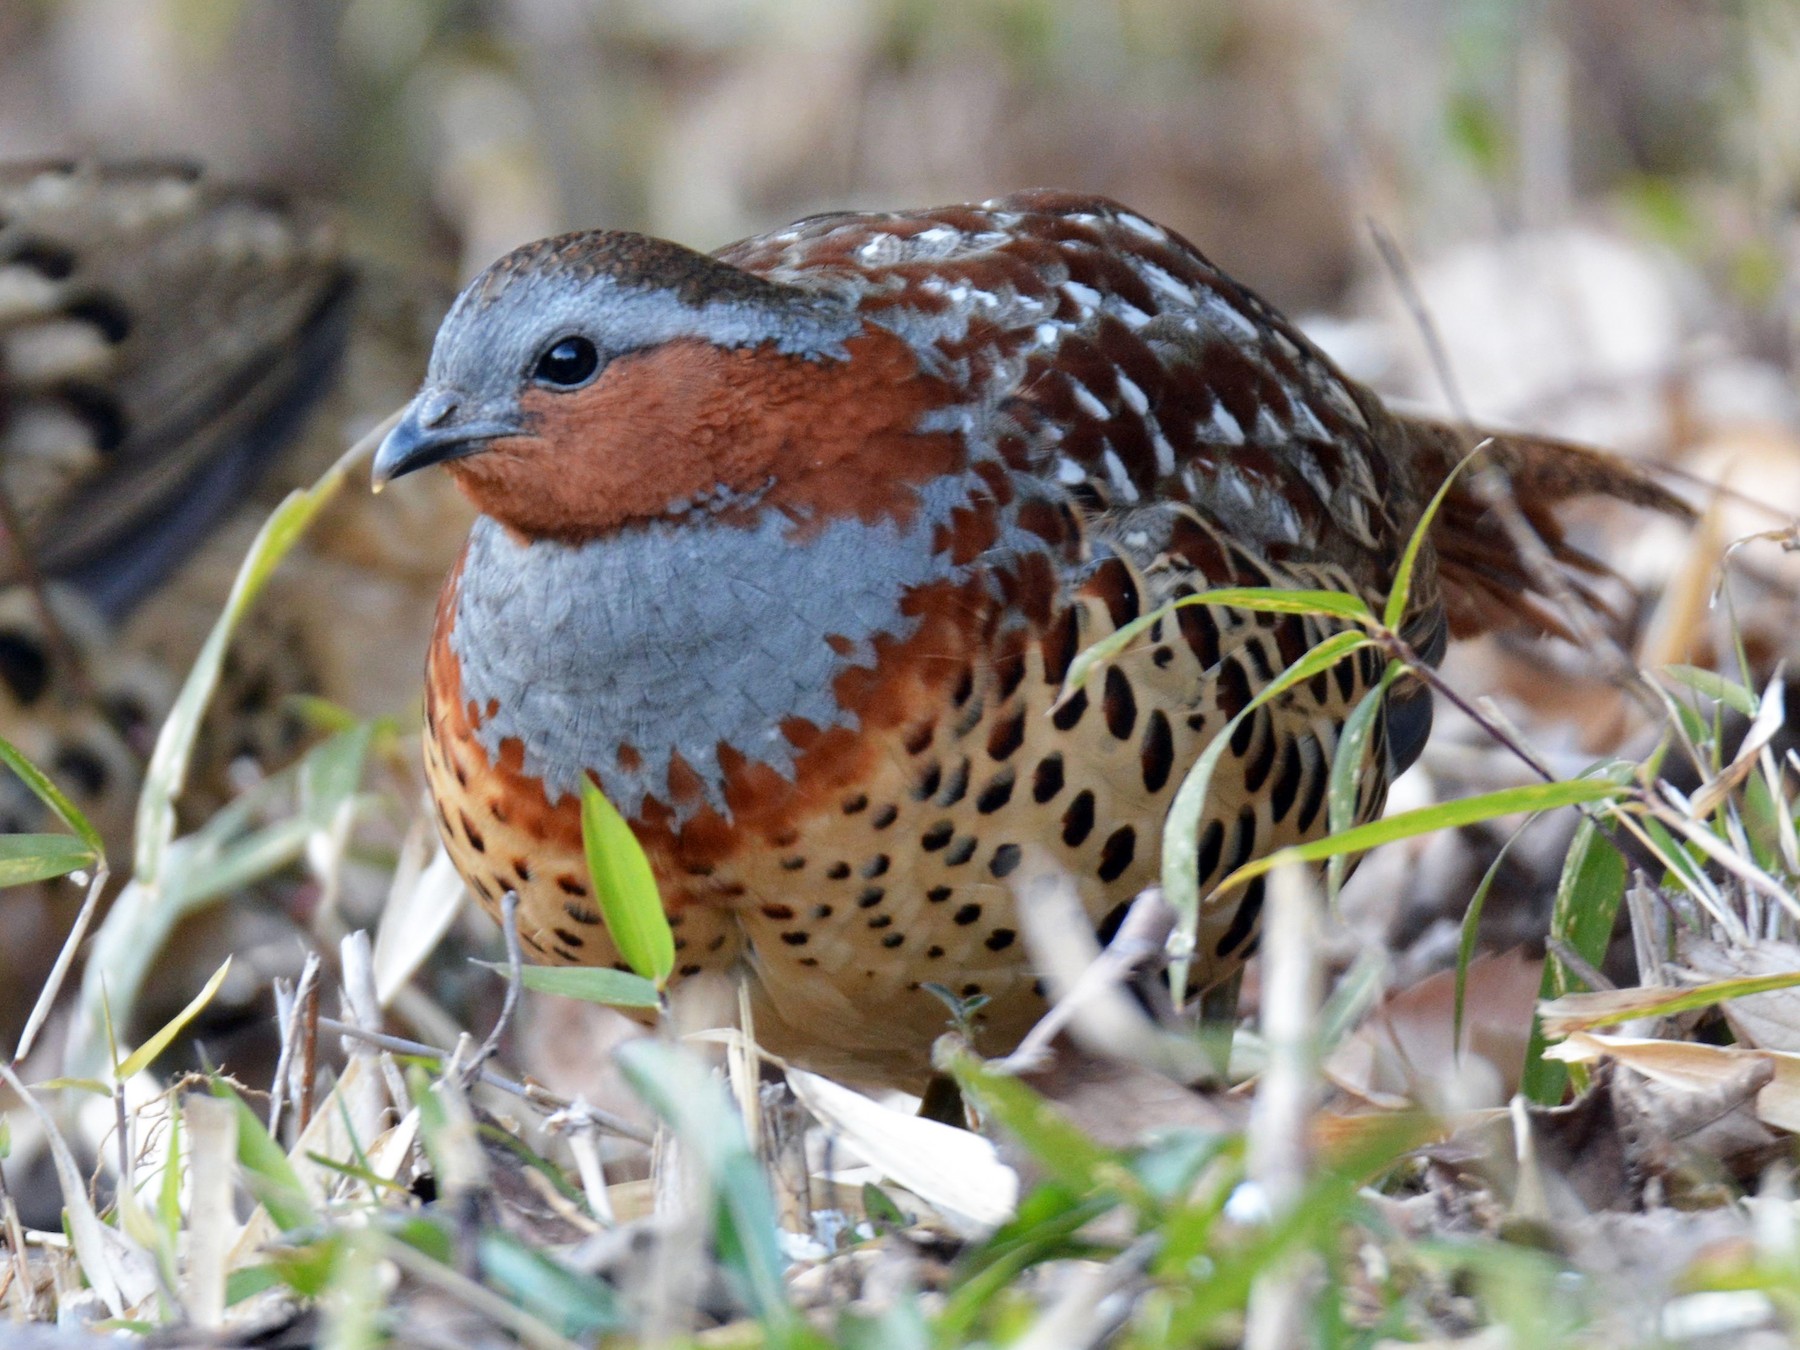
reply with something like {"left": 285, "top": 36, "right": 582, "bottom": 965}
{"left": 533, "top": 336, "right": 600, "bottom": 387}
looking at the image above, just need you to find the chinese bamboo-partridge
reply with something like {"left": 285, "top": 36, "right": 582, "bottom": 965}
{"left": 375, "top": 190, "right": 1683, "bottom": 1085}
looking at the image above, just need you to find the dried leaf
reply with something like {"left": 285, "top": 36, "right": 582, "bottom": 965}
{"left": 787, "top": 1068, "right": 1019, "bottom": 1237}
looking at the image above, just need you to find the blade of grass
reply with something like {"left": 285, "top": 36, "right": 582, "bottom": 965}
{"left": 1324, "top": 666, "right": 1401, "bottom": 899}
{"left": 1663, "top": 664, "right": 1758, "bottom": 719}
{"left": 1454, "top": 824, "right": 1531, "bottom": 1055}
{"left": 209, "top": 1079, "right": 317, "bottom": 1232}
{"left": 1381, "top": 440, "right": 1491, "bottom": 632}
{"left": 0, "top": 735, "right": 103, "bottom": 859}
{"left": 1062, "top": 587, "right": 1374, "bottom": 699}
{"left": 1163, "top": 628, "right": 1373, "bottom": 1003}
{"left": 1216, "top": 778, "right": 1628, "bottom": 898}
{"left": 1521, "top": 821, "right": 1627, "bottom": 1104}
{"left": 115, "top": 958, "right": 232, "bottom": 1080}
{"left": 939, "top": 1043, "right": 1143, "bottom": 1212}
{"left": 1539, "top": 970, "right": 1800, "bottom": 1036}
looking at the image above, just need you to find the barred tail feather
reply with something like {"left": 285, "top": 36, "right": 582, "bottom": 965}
{"left": 1400, "top": 417, "right": 1694, "bottom": 641}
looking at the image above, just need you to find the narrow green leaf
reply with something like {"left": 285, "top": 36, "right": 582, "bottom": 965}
{"left": 1383, "top": 440, "right": 1490, "bottom": 633}
{"left": 1216, "top": 777, "right": 1627, "bottom": 898}
{"left": 473, "top": 960, "right": 661, "bottom": 1009}
{"left": 31, "top": 1077, "right": 111, "bottom": 1095}
{"left": 209, "top": 1079, "right": 316, "bottom": 1231}
{"left": 1521, "top": 821, "right": 1627, "bottom": 1105}
{"left": 1664, "top": 664, "right": 1759, "bottom": 718}
{"left": 0, "top": 833, "right": 96, "bottom": 888}
{"left": 841, "top": 1299, "right": 931, "bottom": 1350}
{"left": 116, "top": 958, "right": 233, "bottom": 1080}
{"left": 1163, "top": 629, "right": 1373, "bottom": 1004}
{"left": 297, "top": 723, "right": 374, "bottom": 830}
{"left": 1061, "top": 587, "right": 1374, "bottom": 698}
{"left": 580, "top": 777, "right": 675, "bottom": 988}
{"left": 0, "top": 736, "right": 103, "bottom": 859}
{"left": 1541, "top": 969, "right": 1800, "bottom": 1034}
{"left": 1454, "top": 825, "right": 1530, "bottom": 1055}
{"left": 225, "top": 1265, "right": 284, "bottom": 1306}
{"left": 1324, "top": 664, "right": 1401, "bottom": 898}
{"left": 861, "top": 1181, "right": 908, "bottom": 1229}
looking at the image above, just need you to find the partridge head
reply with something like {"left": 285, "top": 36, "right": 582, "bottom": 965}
{"left": 378, "top": 191, "right": 1686, "bottom": 1086}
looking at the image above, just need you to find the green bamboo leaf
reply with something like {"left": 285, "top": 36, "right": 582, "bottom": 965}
{"left": 32, "top": 1076, "right": 111, "bottom": 1095}
{"left": 473, "top": 960, "right": 660, "bottom": 1009}
{"left": 580, "top": 777, "right": 675, "bottom": 988}
{"left": 297, "top": 723, "right": 374, "bottom": 830}
{"left": 1663, "top": 664, "right": 1758, "bottom": 718}
{"left": 1540, "top": 969, "right": 1800, "bottom": 1035}
{"left": 1163, "top": 629, "right": 1372, "bottom": 1005}
{"left": 1216, "top": 778, "right": 1628, "bottom": 898}
{"left": 1324, "top": 664, "right": 1402, "bottom": 898}
{"left": 1062, "top": 587, "right": 1374, "bottom": 698}
{"left": 1521, "top": 821, "right": 1627, "bottom": 1104}
{"left": 1383, "top": 440, "right": 1490, "bottom": 633}
{"left": 209, "top": 1079, "right": 316, "bottom": 1231}
{"left": 158, "top": 1106, "right": 183, "bottom": 1241}
{"left": 0, "top": 833, "right": 96, "bottom": 888}
{"left": 0, "top": 736, "right": 103, "bottom": 859}
{"left": 116, "top": 958, "right": 233, "bottom": 1080}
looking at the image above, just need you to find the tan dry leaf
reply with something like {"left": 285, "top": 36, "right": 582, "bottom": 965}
{"left": 1538, "top": 966, "right": 1800, "bottom": 1039}
{"left": 1326, "top": 948, "right": 1541, "bottom": 1111}
{"left": 1544, "top": 1032, "right": 1800, "bottom": 1133}
{"left": 1676, "top": 934, "right": 1800, "bottom": 1052}
{"left": 1686, "top": 675, "right": 1786, "bottom": 820}
{"left": 373, "top": 833, "right": 468, "bottom": 1007}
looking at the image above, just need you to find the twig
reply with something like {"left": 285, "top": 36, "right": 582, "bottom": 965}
{"left": 267, "top": 953, "right": 322, "bottom": 1143}
{"left": 544, "top": 1101, "right": 616, "bottom": 1225}
{"left": 298, "top": 973, "right": 320, "bottom": 1135}
{"left": 463, "top": 890, "right": 522, "bottom": 1087}
{"left": 111, "top": 1082, "right": 130, "bottom": 1197}
{"left": 315, "top": 1016, "right": 652, "bottom": 1144}
{"left": 1380, "top": 632, "right": 1557, "bottom": 784}
{"left": 13, "top": 865, "right": 108, "bottom": 1068}
{"left": 0, "top": 1162, "right": 35, "bottom": 1321}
